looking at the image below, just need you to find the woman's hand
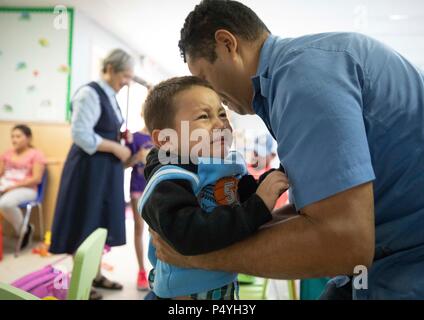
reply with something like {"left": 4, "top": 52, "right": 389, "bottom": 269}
{"left": 2, "top": 185, "right": 17, "bottom": 194}
{"left": 114, "top": 144, "right": 132, "bottom": 163}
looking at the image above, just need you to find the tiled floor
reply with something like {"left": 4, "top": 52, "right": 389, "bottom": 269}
{"left": 0, "top": 215, "right": 152, "bottom": 300}
{"left": 1, "top": 211, "right": 293, "bottom": 300}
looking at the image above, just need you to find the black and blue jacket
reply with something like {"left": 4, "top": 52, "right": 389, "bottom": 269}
{"left": 138, "top": 149, "right": 272, "bottom": 297}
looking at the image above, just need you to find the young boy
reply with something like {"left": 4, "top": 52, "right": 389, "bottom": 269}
{"left": 138, "top": 76, "right": 289, "bottom": 300}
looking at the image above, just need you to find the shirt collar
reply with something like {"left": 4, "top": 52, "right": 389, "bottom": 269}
{"left": 250, "top": 35, "right": 283, "bottom": 137}
{"left": 98, "top": 79, "right": 117, "bottom": 99}
{"left": 251, "top": 34, "right": 279, "bottom": 97}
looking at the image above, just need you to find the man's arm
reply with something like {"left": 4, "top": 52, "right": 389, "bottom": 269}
{"left": 152, "top": 182, "right": 375, "bottom": 279}
{"left": 260, "top": 203, "right": 298, "bottom": 228}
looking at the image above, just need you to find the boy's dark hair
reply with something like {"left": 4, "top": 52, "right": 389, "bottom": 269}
{"left": 179, "top": 0, "right": 270, "bottom": 63}
{"left": 143, "top": 76, "right": 214, "bottom": 133}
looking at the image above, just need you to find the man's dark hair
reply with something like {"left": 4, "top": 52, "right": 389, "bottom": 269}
{"left": 179, "top": 0, "right": 270, "bottom": 63}
{"left": 143, "top": 76, "right": 214, "bottom": 133}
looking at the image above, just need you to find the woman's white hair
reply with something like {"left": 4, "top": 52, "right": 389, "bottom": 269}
{"left": 102, "top": 48, "right": 135, "bottom": 73}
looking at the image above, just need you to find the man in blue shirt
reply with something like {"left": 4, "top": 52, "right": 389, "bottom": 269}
{"left": 151, "top": 0, "right": 424, "bottom": 299}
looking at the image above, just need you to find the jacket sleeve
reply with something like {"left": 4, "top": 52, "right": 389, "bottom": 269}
{"left": 237, "top": 174, "right": 259, "bottom": 202}
{"left": 141, "top": 179, "right": 272, "bottom": 256}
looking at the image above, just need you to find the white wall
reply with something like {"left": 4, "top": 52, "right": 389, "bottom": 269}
{"left": 70, "top": 9, "right": 138, "bottom": 94}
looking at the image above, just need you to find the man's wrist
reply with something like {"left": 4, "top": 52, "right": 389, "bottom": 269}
{"left": 188, "top": 252, "right": 216, "bottom": 271}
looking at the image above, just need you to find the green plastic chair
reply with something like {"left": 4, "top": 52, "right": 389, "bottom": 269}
{"left": 237, "top": 274, "right": 255, "bottom": 284}
{"left": 0, "top": 282, "right": 40, "bottom": 300}
{"left": 67, "top": 228, "right": 107, "bottom": 300}
{"left": 238, "top": 277, "right": 269, "bottom": 300}
{"left": 0, "top": 228, "right": 107, "bottom": 300}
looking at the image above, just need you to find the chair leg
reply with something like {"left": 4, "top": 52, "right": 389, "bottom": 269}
{"left": 37, "top": 204, "right": 44, "bottom": 240}
{"left": 261, "top": 278, "right": 269, "bottom": 299}
{"left": 288, "top": 280, "right": 298, "bottom": 300}
{"left": 15, "top": 204, "right": 33, "bottom": 257}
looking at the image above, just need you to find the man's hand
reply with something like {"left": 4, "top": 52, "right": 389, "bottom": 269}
{"left": 151, "top": 229, "right": 194, "bottom": 268}
{"left": 256, "top": 171, "right": 289, "bottom": 211}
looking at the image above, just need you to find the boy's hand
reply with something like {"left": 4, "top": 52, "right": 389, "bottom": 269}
{"left": 256, "top": 171, "right": 289, "bottom": 212}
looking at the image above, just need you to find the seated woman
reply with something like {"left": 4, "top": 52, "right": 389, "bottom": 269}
{"left": 0, "top": 124, "right": 46, "bottom": 249}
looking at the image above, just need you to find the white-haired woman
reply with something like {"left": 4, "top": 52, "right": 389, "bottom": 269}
{"left": 50, "top": 49, "right": 134, "bottom": 299}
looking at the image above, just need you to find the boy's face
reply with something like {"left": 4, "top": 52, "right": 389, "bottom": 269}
{"left": 170, "top": 85, "right": 233, "bottom": 159}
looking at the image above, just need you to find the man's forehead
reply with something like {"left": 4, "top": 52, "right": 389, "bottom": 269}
{"left": 187, "top": 56, "right": 209, "bottom": 76}
{"left": 176, "top": 89, "right": 221, "bottom": 109}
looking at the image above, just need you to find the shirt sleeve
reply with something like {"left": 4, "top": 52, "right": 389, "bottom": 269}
{"left": 71, "top": 86, "right": 103, "bottom": 155}
{"left": 0, "top": 150, "right": 12, "bottom": 163}
{"left": 271, "top": 48, "right": 376, "bottom": 210}
{"left": 237, "top": 174, "right": 258, "bottom": 202}
{"left": 32, "top": 149, "right": 47, "bottom": 165}
{"left": 141, "top": 178, "right": 272, "bottom": 255}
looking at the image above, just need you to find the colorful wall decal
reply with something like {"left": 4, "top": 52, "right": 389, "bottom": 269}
{"left": 58, "top": 64, "right": 69, "bottom": 73}
{"left": 16, "top": 61, "right": 27, "bottom": 70}
{"left": 3, "top": 104, "right": 13, "bottom": 112}
{"left": 19, "top": 12, "right": 30, "bottom": 21}
{"left": 40, "top": 99, "right": 52, "bottom": 107}
{"left": 1, "top": 8, "right": 74, "bottom": 122}
{"left": 38, "top": 37, "right": 49, "bottom": 47}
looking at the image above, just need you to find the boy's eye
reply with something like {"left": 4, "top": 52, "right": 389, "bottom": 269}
{"left": 219, "top": 112, "right": 227, "bottom": 118}
{"left": 196, "top": 114, "right": 209, "bottom": 120}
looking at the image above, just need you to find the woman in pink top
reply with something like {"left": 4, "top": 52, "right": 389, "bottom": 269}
{"left": 0, "top": 124, "right": 46, "bottom": 249}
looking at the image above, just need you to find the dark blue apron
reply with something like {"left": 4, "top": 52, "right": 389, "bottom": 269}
{"left": 50, "top": 82, "right": 126, "bottom": 254}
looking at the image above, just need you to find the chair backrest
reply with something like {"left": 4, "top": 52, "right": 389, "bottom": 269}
{"left": 239, "top": 278, "right": 269, "bottom": 300}
{"left": 36, "top": 170, "right": 48, "bottom": 203}
{"left": 67, "top": 228, "right": 107, "bottom": 300}
{"left": 0, "top": 282, "right": 40, "bottom": 300}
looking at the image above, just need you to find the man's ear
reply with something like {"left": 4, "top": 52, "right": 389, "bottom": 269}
{"left": 214, "top": 29, "right": 238, "bottom": 58}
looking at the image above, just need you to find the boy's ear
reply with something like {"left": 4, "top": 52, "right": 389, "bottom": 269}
{"left": 151, "top": 129, "right": 169, "bottom": 148}
{"left": 151, "top": 129, "right": 162, "bottom": 147}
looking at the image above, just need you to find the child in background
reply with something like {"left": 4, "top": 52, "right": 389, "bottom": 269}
{"left": 238, "top": 134, "right": 289, "bottom": 284}
{"left": 126, "top": 127, "right": 153, "bottom": 291}
{"left": 138, "top": 76, "right": 289, "bottom": 300}
{"left": 248, "top": 134, "right": 288, "bottom": 207}
{"left": 0, "top": 124, "right": 46, "bottom": 249}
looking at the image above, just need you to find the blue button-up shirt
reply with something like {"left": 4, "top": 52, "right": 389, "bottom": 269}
{"left": 71, "top": 80, "right": 124, "bottom": 155}
{"left": 252, "top": 33, "right": 424, "bottom": 299}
